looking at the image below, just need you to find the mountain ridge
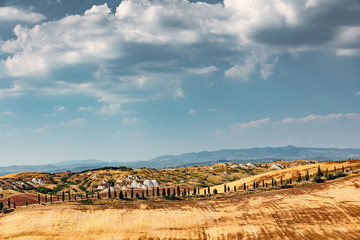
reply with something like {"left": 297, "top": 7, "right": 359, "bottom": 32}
{"left": 1, "top": 146, "right": 360, "bottom": 176}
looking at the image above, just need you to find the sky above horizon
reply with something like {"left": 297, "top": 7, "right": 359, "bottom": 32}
{"left": 0, "top": 0, "right": 360, "bottom": 166}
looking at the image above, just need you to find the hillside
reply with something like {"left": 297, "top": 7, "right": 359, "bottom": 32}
{"left": 1, "top": 164, "right": 360, "bottom": 239}
{"left": 0, "top": 159, "right": 320, "bottom": 205}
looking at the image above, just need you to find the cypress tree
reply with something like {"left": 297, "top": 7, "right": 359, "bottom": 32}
{"left": 342, "top": 165, "right": 345, "bottom": 173}
{"left": 256, "top": 182, "right": 258, "bottom": 189}
{"left": 197, "top": 187, "right": 200, "bottom": 195}
{"left": 167, "top": 188, "right": 170, "bottom": 197}
{"left": 50, "top": 195, "right": 53, "bottom": 203}
{"left": 350, "top": 166, "right": 353, "bottom": 171}
{"left": 224, "top": 184, "right": 227, "bottom": 193}
{"left": 227, "top": 186, "right": 230, "bottom": 192}
{"left": 86, "top": 192, "right": 88, "bottom": 199}
{"left": 162, "top": 188, "right": 166, "bottom": 197}
{"left": 62, "top": 191, "right": 65, "bottom": 202}
{"left": 193, "top": 186, "right": 196, "bottom": 195}
{"left": 0, "top": 201, "right": 3, "bottom": 211}
{"left": 45, "top": 195, "right": 47, "bottom": 203}
{"left": 153, "top": 187, "right": 155, "bottom": 198}
{"left": 187, "top": 189, "right": 190, "bottom": 195}
{"left": 274, "top": 180, "right": 277, "bottom": 186}
{"left": 74, "top": 194, "right": 76, "bottom": 201}
{"left": 272, "top": 178, "right": 274, "bottom": 187}
{"left": 289, "top": 178, "right": 292, "bottom": 184}
{"left": 68, "top": 191, "right": 71, "bottom": 201}
{"left": 234, "top": 186, "right": 236, "bottom": 192}
{"left": 146, "top": 188, "right": 149, "bottom": 197}
{"left": 243, "top": 183, "right": 246, "bottom": 191}
{"left": 172, "top": 188, "right": 175, "bottom": 197}
{"left": 253, "top": 181, "right": 256, "bottom": 189}
{"left": 182, "top": 188, "right": 187, "bottom": 197}
{"left": 108, "top": 187, "right": 111, "bottom": 199}
{"left": 208, "top": 186, "right": 210, "bottom": 195}
{"left": 119, "top": 191, "right": 124, "bottom": 199}
{"left": 8, "top": 199, "right": 11, "bottom": 208}
{"left": 131, "top": 188, "right": 134, "bottom": 198}
{"left": 317, "top": 165, "right": 322, "bottom": 177}
{"left": 334, "top": 166, "right": 336, "bottom": 172}
{"left": 297, "top": 173, "right": 302, "bottom": 182}
{"left": 125, "top": 192, "right": 127, "bottom": 198}
{"left": 13, "top": 201, "right": 16, "bottom": 209}
{"left": 25, "top": 201, "right": 28, "bottom": 206}
{"left": 266, "top": 183, "right": 268, "bottom": 187}
{"left": 38, "top": 194, "right": 40, "bottom": 204}
{"left": 156, "top": 187, "right": 160, "bottom": 197}
{"left": 306, "top": 170, "right": 310, "bottom": 181}
{"left": 141, "top": 191, "right": 145, "bottom": 199}
{"left": 97, "top": 192, "right": 100, "bottom": 199}
{"left": 280, "top": 176, "right": 283, "bottom": 185}
{"left": 177, "top": 186, "right": 180, "bottom": 196}
{"left": 57, "top": 195, "right": 59, "bottom": 201}
{"left": 114, "top": 190, "right": 117, "bottom": 198}
{"left": 135, "top": 193, "right": 140, "bottom": 199}
{"left": 263, "top": 180, "right": 265, "bottom": 188}
{"left": 204, "top": 189, "right": 207, "bottom": 195}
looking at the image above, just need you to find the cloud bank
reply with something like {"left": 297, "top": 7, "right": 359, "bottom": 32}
{"left": 1, "top": 0, "right": 359, "bottom": 107}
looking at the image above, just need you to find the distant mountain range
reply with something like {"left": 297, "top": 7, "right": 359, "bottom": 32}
{"left": 1, "top": 146, "right": 360, "bottom": 176}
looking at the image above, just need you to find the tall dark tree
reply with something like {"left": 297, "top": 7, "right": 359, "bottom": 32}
{"left": 243, "top": 183, "right": 246, "bottom": 191}
{"left": 68, "top": 191, "right": 71, "bottom": 201}
{"left": 297, "top": 173, "right": 302, "bottom": 182}
{"left": 0, "top": 201, "right": 3, "bottom": 211}
{"left": 289, "top": 178, "right": 292, "bottom": 184}
{"left": 187, "top": 189, "right": 190, "bottom": 195}
{"left": 131, "top": 188, "right": 134, "bottom": 198}
{"left": 156, "top": 187, "right": 160, "bottom": 197}
{"left": 234, "top": 186, "right": 236, "bottom": 192}
{"left": 208, "top": 186, "right": 210, "bottom": 195}
{"left": 119, "top": 191, "right": 124, "bottom": 199}
{"left": 253, "top": 181, "right": 256, "bottom": 189}
{"left": 342, "top": 165, "right": 345, "bottom": 173}
{"left": 274, "top": 180, "right": 277, "bottom": 186}
{"left": 38, "top": 194, "right": 40, "bottom": 204}
{"left": 182, "top": 188, "right": 187, "bottom": 197}
{"left": 13, "top": 201, "right": 16, "bottom": 209}
{"left": 334, "top": 166, "right": 336, "bottom": 173}
{"left": 50, "top": 194, "right": 53, "bottom": 203}
{"left": 74, "top": 194, "right": 76, "bottom": 201}
{"left": 306, "top": 170, "right": 310, "bottom": 181}
{"left": 224, "top": 184, "right": 227, "bottom": 193}
{"left": 141, "top": 191, "right": 145, "bottom": 199}
{"left": 167, "top": 188, "right": 170, "bottom": 197}
{"left": 177, "top": 186, "right": 180, "bottom": 196}
{"left": 262, "top": 180, "right": 265, "bottom": 188}
{"left": 125, "top": 192, "right": 127, "bottom": 198}
{"left": 193, "top": 186, "right": 197, "bottom": 195}
{"left": 8, "top": 199, "right": 11, "bottom": 208}
{"left": 146, "top": 188, "right": 149, "bottom": 197}
{"left": 97, "top": 192, "right": 100, "bottom": 199}
{"left": 197, "top": 187, "right": 200, "bottom": 195}
{"left": 227, "top": 186, "right": 230, "bottom": 192}
{"left": 272, "top": 178, "right": 274, "bottom": 187}
{"left": 114, "top": 190, "right": 117, "bottom": 198}
{"left": 204, "top": 189, "right": 207, "bottom": 195}
{"left": 172, "top": 188, "right": 175, "bottom": 197}
{"left": 62, "top": 191, "right": 65, "bottom": 202}
{"left": 25, "top": 201, "right": 28, "bottom": 206}
{"left": 153, "top": 188, "right": 155, "bottom": 198}
{"left": 45, "top": 194, "right": 47, "bottom": 203}
{"left": 108, "top": 187, "right": 111, "bottom": 199}
{"left": 86, "top": 192, "right": 88, "bottom": 199}
{"left": 280, "top": 176, "right": 283, "bottom": 185}
{"left": 317, "top": 165, "right": 322, "bottom": 177}
{"left": 162, "top": 188, "right": 166, "bottom": 197}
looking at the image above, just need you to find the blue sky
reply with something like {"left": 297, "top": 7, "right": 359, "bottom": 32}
{"left": 0, "top": 0, "right": 360, "bottom": 165}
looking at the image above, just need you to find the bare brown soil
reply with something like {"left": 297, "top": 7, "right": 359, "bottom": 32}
{"left": 1, "top": 173, "right": 360, "bottom": 240}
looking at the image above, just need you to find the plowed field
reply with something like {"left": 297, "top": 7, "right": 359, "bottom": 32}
{"left": 1, "top": 173, "right": 360, "bottom": 239}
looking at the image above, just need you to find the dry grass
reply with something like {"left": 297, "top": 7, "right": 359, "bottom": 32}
{"left": 1, "top": 172, "right": 360, "bottom": 239}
